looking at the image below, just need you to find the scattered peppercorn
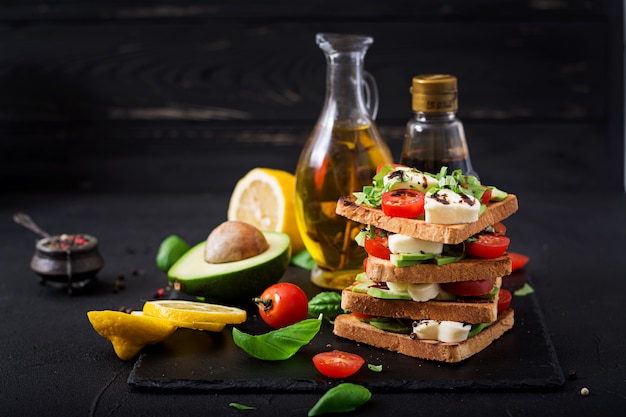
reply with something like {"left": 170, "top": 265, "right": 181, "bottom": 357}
{"left": 130, "top": 268, "right": 139, "bottom": 276}
{"left": 580, "top": 387, "right": 589, "bottom": 396}
{"left": 118, "top": 306, "right": 133, "bottom": 314}
{"left": 568, "top": 369, "right": 577, "bottom": 380}
{"left": 113, "top": 275, "right": 127, "bottom": 293}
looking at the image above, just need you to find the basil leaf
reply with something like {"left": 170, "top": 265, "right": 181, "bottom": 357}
{"left": 514, "top": 283, "right": 535, "bottom": 296}
{"left": 229, "top": 403, "right": 256, "bottom": 410}
{"left": 468, "top": 322, "right": 491, "bottom": 338}
{"left": 308, "top": 292, "right": 346, "bottom": 321}
{"left": 232, "top": 317, "right": 322, "bottom": 361}
{"left": 308, "top": 383, "right": 372, "bottom": 416}
{"left": 291, "top": 249, "right": 316, "bottom": 270}
{"left": 368, "top": 363, "right": 383, "bottom": 373}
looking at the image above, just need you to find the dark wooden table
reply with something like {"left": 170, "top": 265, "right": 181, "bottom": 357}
{"left": 1, "top": 1, "right": 625, "bottom": 415}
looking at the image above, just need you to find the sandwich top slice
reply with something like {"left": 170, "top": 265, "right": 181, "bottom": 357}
{"left": 336, "top": 193, "right": 518, "bottom": 245}
{"left": 336, "top": 165, "right": 519, "bottom": 245}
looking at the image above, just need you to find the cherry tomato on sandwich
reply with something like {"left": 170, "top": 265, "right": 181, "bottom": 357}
{"left": 508, "top": 252, "right": 530, "bottom": 271}
{"left": 492, "top": 222, "right": 507, "bottom": 236}
{"left": 497, "top": 288, "right": 512, "bottom": 314}
{"left": 441, "top": 278, "right": 495, "bottom": 297}
{"left": 312, "top": 350, "right": 365, "bottom": 378}
{"left": 364, "top": 229, "right": 391, "bottom": 260}
{"left": 481, "top": 188, "right": 493, "bottom": 204}
{"left": 465, "top": 234, "right": 510, "bottom": 259}
{"left": 381, "top": 190, "right": 425, "bottom": 219}
{"left": 351, "top": 311, "right": 376, "bottom": 320}
{"left": 254, "top": 283, "right": 309, "bottom": 329}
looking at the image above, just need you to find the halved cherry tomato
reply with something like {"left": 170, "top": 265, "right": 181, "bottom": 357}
{"left": 508, "top": 252, "right": 529, "bottom": 271}
{"left": 364, "top": 230, "right": 391, "bottom": 260}
{"left": 481, "top": 188, "right": 493, "bottom": 204}
{"left": 497, "top": 288, "right": 512, "bottom": 314}
{"left": 492, "top": 222, "right": 507, "bottom": 235}
{"left": 254, "top": 283, "right": 309, "bottom": 329}
{"left": 440, "top": 278, "right": 495, "bottom": 297}
{"left": 381, "top": 190, "right": 425, "bottom": 219}
{"left": 465, "top": 234, "right": 510, "bottom": 259}
{"left": 376, "top": 163, "right": 407, "bottom": 174}
{"left": 351, "top": 311, "right": 376, "bottom": 320}
{"left": 312, "top": 350, "right": 365, "bottom": 378}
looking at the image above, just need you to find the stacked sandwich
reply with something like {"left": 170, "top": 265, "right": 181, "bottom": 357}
{"left": 333, "top": 165, "right": 519, "bottom": 363}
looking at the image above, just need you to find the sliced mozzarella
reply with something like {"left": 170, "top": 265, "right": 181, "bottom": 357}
{"left": 412, "top": 320, "right": 440, "bottom": 340}
{"left": 388, "top": 233, "right": 444, "bottom": 255}
{"left": 383, "top": 167, "right": 411, "bottom": 190}
{"left": 411, "top": 320, "right": 471, "bottom": 343}
{"left": 383, "top": 167, "right": 437, "bottom": 193}
{"left": 438, "top": 321, "right": 471, "bottom": 343}
{"left": 386, "top": 281, "right": 409, "bottom": 294}
{"left": 424, "top": 188, "right": 480, "bottom": 224}
{"left": 407, "top": 283, "right": 441, "bottom": 302}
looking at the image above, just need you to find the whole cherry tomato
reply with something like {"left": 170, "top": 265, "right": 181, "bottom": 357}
{"left": 254, "top": 283, "right": 309, "bottom": 329}
{"left": 312, "top": 350, "right": 365, "bottom": 378}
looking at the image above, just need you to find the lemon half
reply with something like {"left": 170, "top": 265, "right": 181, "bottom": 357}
{"left": 227, "top": 167, "right": 305, "bottom": 254}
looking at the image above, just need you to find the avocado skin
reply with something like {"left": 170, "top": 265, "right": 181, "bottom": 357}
{"left": 168, "top": 232, "right": 291, "bottom": 303}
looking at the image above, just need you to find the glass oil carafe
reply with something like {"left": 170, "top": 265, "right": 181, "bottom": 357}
{"left": 295, "top": 33, "right": 393, "bottom": 290}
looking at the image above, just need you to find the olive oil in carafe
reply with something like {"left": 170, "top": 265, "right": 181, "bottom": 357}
{"left": 295, "top": 124, "right": 391, "bottom": 289}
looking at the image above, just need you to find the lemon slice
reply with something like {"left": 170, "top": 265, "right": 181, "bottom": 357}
{"left": 87, "top": 310, "right": 177, "bottom": 361}
{"left": 143, "top": 300, "right": 247, "bottom": 325}
{"left": 131, "top": 311, "right": 226, "bottom": 332}
{"left": 227, "top": 167, "right": 305, "bottom": 254}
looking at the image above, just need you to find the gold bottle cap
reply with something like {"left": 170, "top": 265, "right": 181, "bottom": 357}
{"left": 410, "top": 74, "right": 458, "bottom": 112}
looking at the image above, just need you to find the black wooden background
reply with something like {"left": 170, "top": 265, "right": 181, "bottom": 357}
{"left": 0, "top": 0, "right": 623, "bottom": 194}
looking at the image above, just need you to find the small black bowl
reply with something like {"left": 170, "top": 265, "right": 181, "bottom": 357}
{"left": 30, "top": 233, "right": 104, "bottom": 294}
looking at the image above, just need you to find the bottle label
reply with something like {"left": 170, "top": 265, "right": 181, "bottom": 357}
{"left": 412, "top": 93, "right": 458, "bottom": 112}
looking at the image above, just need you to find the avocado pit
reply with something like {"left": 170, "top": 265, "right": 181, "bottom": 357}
{"left": 204, "top": 221, "right": 269, "bottom": 263}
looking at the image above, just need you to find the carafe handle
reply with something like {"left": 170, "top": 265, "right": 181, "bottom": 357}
{"left": 363, "top": 71, "right": 379, "bottom": 120}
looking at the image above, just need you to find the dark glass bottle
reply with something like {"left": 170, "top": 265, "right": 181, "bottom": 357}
{"left": 400, "top": 74, "right": 477, "bottom": 178}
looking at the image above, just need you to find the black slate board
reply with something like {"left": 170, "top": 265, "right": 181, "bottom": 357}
{"left": 128, "top": 269, "right": 564, "bottom": 392}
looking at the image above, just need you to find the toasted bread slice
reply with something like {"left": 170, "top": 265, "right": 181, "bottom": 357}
{"left": 342, "top": 277, "right": 502, "bottom": 324}
{"left": 333, "top": 309, "right": 514, "bottom": 363}
{"left": 335, "top": 194, "right": 518, "bottom": 244}
{"left": 366, "top": 254, "right": 512, "bottom": 283}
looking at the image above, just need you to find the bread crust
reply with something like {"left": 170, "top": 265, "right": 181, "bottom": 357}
{"left": 333, "top": 309, "right": 514, "bottom": 363}
{"left": 366, "top": 254, "right": 512, "bottom": 283}
{"left": 335, "top": 194, "right": 518, "bottom": 244}
{"left": 342, "top": 277, "right": 502, "bottom": 324}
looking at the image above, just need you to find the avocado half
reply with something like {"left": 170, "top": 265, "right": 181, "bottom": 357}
{"left": 168, "top": 231, "right": 291, "bottom": 302}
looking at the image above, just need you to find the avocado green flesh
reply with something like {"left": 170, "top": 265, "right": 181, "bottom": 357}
{"left": 168, "top": 231, "right": 291, "bottom": 302}
{"left": 367, "top": 287, "right": 412, "bottom": 300}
